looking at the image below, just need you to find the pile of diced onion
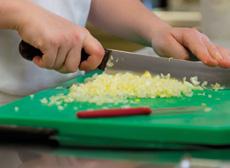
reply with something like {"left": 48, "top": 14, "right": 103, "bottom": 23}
{"left": 41, "top": 71, "right": 214, "bottom": 107}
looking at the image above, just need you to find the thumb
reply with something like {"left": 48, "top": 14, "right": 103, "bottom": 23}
{"left": 79, "top": 32, "right": 104, "bottom": 71}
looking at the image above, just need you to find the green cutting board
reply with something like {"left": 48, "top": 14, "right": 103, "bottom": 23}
{"left": 0, "top": 70, "right": 230, "bottom": 148}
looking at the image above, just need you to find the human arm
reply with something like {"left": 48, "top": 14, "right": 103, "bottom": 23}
{"left": 0, "top": 0, "right": 104, "bottom": 72}
{"left": 89, "top": 0, "right": 230, "bottom": 68}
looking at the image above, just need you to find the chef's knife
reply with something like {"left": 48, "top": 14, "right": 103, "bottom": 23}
{"left": 107, "top": 50, "right": 230, "bottom": 87}
{"left": 19, "top": 41, "right": 230, "bottom": 87}
{"left": 19, "top": 40, "right": 111, "bottom": 70}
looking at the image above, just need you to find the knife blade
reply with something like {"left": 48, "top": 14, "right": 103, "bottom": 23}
{"left": 77, "top": 106, "right": 204, "bottom": 118}
{"left": 105, "top": 50, "right": 230, "bottom": 87}
{"left": 19, "top": 41, "right": 230, "bottom": 87}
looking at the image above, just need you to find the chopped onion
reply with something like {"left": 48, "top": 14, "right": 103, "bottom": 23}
{"left": 44, "top": 71, "right": 204, "bottom": 106}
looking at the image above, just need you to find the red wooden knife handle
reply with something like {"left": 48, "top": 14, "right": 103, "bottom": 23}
{"left": 77, "top": 107, "right": 152, "bottom": 118}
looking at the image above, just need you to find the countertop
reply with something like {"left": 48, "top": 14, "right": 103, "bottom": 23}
{"left": 1, "top": 141, "right": 230, "bottom": 168}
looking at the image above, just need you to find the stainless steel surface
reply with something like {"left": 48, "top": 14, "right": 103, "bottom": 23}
{"left": 107, "top": 50, "right": 230, "bottom": 87}
{"left": 0, "top": 143, "right": 173, "bottom": 168}
{"left": 180, "top": 158, "right": 230, "bottom": 168}
{"left": 1, "top": 143, "right": 230, "bottom": 168}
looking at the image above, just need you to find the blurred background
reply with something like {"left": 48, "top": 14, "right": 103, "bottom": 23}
{"left": 87, "top": 0, "right": 230, "bottom": 52}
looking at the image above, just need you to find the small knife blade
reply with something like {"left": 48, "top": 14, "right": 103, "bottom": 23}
{"left": 77, "top": 106, "right": 204, "bottom": 118}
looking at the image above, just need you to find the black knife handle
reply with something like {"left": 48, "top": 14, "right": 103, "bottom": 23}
{"left": 19, "top": 40, "right": 89, "bottom": 62}
{"left": 188, "top": 52, "right": 199, "bottom": 61}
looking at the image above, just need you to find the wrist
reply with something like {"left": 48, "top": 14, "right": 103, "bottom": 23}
{"left": 136, "top": 11, "right": 172, "bottom": 47}
{"left": 148, "top": 19, "right": 172, "bottom": 46}
{"left": 12, "top": 0, "right": 37, "bottom": 31}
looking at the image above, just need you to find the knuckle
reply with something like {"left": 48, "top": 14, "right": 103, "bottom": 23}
{"left": 162, "top": 33, "right": 172, "bottom": 41}
{"left": 95, "top": 46, "right": 105, "bottom": 59}
{"left": 53, "top": 63, "right": 62, "bottom": 70}
{"left": 190, "top": 28, "right": 199, "bottom": 35}
{"left": 183, "top": 28, "right": 197, "bottom": 35}
{"left": 49, "top": 38, "right": 60, "bottom": 47}
{"left": 202, "top": 59, "right": 209, "bottom": 65}
{"left": 203, "top": 58, "right": 215, "bottom": 65}
{"left": 44, "top": 62, "right": 53, "bottom": 69}
{"left": 48, "top": 35, "right": 66, "bottom": 47}
{"left": 36, "top": 40, "right": 45, "bottom": 50}
{"left": 81, "top": 27, "right": 90, "bottom": 34}
{"left": 72, "top": 30, "right": 83, "bottom": 43}
{"left": 65, "top": 63, "right": 79, "bottom": 73}
{"left": 59, "top": 35, "right": 68, "bottom": 43}
{"left": 43, "top": 56, "right": 55, "bottom": 68}
{"left": 42, "top": 64, "right": 52, "bottom": 69}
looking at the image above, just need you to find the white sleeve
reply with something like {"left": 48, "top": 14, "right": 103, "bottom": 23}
{"left": 33, "top": 0, "right": 92, "bottom": 26}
